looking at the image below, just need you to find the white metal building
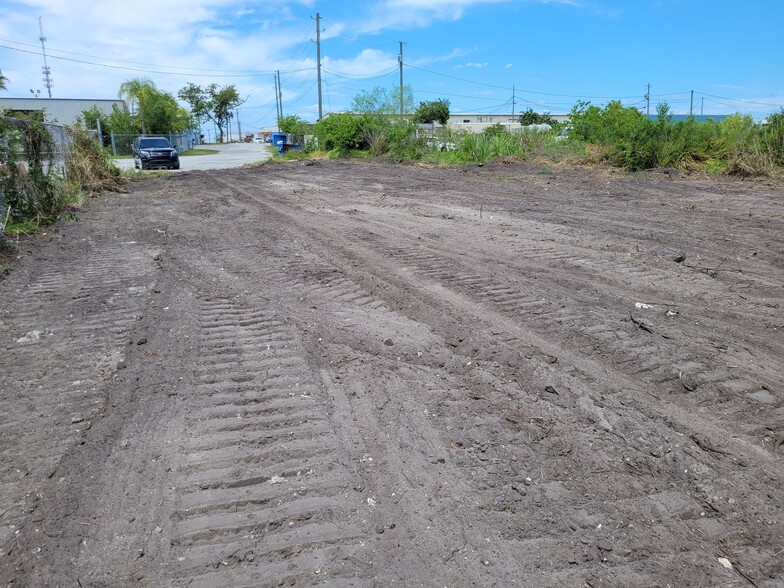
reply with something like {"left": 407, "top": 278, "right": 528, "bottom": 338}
{"left": 0, "top": 97, "right": 127, "bottom": 125}
{"left": 446, "top": 113, "right": 570, "bottom": 133}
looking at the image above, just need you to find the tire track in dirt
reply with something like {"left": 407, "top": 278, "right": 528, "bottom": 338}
{"left": 0, "top": 241, "right": 158, "bottom": 558}
{"left": 0, "top": 237, "right": 169, "bottom": 588}
{"left": 213, "top": 168, "right": 783, "bottom": 585}
{"left": 169, "top": 297, "right": 372, "bottom": 588}
{"left": 249, "top": 168, "right": 781, "bottom": 457}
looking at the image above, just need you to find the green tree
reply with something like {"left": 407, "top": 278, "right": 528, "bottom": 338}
{"left": 412, "top": 99, "right": 450, "bottom": 126}
{"left": 352, "top": 85, "right": 415, "bottom": 115}
{"left": 518, "top": 108, "right": 556, "bottom": 126}
{"left": 278, "top": 114, "right": 309, "bottom": 140}
{"left": 107, "top": 104, "right": 136, "bottom": 134}
{"left": 118, "top": 78, "right": 156, "bottom": 134}
{"left": 143, "top": 90, "right": 192, "bottom": 134}
{"left": 178, "top": 83, "right": 245, "bottom": 143}
{"left": 0, "top": 72, "right": 8, "bottom": 91}
{"left": 82, "top": 105, "right": 111, "bottom": 133}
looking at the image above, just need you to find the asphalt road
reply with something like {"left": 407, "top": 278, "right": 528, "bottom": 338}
{"left": 115, "top": 141, "right": 273, "bottom": 171}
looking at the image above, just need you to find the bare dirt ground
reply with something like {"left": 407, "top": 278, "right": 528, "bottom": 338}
{"left": 1, "top": 160, "right": 782, "bottom": 587}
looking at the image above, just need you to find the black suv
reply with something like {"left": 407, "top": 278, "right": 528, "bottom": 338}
{"left": 133, "top": 137, "right": 180, "bottom": 170}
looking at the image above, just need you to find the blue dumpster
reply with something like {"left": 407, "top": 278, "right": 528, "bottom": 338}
{"left": 271, "top": 132, "right": 287, "bottom": 154}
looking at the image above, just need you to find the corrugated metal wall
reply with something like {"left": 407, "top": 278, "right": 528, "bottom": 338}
{"left": 0, "top": 98, "right": 126, "bottom": 125}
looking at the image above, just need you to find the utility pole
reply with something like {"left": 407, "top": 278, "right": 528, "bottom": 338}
{"left": 398, "top": 41, "right": 404, "bottom": 120}
{"left": 512, "top": 86, "right": 515, "bottom": 119}
{"left": 38, "top": 17, "right": 53, "bottom": 98}
{"left": 273, "top": 72, "right": 281, "bottom": 130}
{"left": 277, "top": 69, "right": 283, "bottom": 121}
{"left": 645, "top": 83, "right": 651, "bottom": 115}
{"left": 236, "top": 108, "right": 242, "bottom": 141}
{"left": 689, "top": 90, "right": 694, "bottom": 117}
{"left": 316, "top": 13, "right": 323, "bottom": 121}
{"left": 700, "top": 97, "right": 704, "bottom": 116}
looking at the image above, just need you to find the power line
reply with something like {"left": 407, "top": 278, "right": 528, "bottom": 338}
{"left": 695, "top": 91, "right": 782, "bottom": 107}
{"left": 0, "top": 36, "right": 289, "bottom": 74}
{"left": 404, "top": 63, "right": 644, "bottom": 100}
{"left": 321, "top": 66, "right": 398, "bottom": 81}
{"left": 0, "top": 42, "right": 314, "bottom": 77}
{"left": 319, "top": 18, "right": 399, "bottom": 49}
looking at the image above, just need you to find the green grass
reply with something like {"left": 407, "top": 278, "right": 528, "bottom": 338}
{"left": 179, "top": 148, "right": 219, "bottom": 156}
{"left": 4, "top": 219, "right": 41, "bottom": 235}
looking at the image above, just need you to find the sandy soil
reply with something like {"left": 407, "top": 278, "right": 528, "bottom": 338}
{"left": 1, "top": 160, "right": 782, "bottom": 587}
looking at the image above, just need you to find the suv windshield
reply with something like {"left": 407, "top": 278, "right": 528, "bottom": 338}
{"left": 138, "top": 138, "right": 173, "bottom": 149}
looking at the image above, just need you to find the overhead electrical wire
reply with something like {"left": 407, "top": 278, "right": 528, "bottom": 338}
{"left": 4, "top": 22, "right": 780, "bottom": 120}
{"left": 320, "top": 18, "right": 399, "bottom": 49}
{"left": 0, "top": 42, "right": 314, "bottom": 77}
{"left": 321, "top": 66, "right": 398, "bottom": 81}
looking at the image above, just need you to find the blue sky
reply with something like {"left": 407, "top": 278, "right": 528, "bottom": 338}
{"left": 1, "top": 0, "right": 782, "bottom": 132}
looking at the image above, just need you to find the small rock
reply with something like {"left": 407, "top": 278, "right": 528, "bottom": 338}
{"left": 137, "top": 338, "right": 147, "bottom": 345}
{"left": 524, "top": 477, "right": 533, "bottom": 486}
{"left": 718, "top": 557, "right": 733, "bottom": 569}
{"left": 544, "top": 385, "right": 558, "bottom": 395}
{"left": 597, "top": 539, "right": 613, "bottom": 552}
{"left": 383, "top": 338, "right": 393, "bottom": 346}
{"left": 375, "top": 526, "right": 385, "bottom": 534}
{"left": 71, "top": 416, "right": 84, "bottom": 424}
{"left": 673, "top": 254, "right": 686, "bottom": 263}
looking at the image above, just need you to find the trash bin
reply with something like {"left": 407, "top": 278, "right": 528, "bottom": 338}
{"left": 271, "top": 132, "right": 286, "bottom": 155}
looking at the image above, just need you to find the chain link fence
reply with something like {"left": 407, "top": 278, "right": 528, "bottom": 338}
{"left": 102, "top": 130, "right": 201, "bottom": 156}
{"left": 1, "top": 118, "right": 74, "bottom": 227}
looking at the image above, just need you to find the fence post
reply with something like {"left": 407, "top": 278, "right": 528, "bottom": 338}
{"left": 110, "top": 132, "right": 116, "bottom": 157}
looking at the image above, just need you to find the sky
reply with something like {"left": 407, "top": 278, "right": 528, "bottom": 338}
{"left": 1, "top": 0, "right": 783, "bottom": 134}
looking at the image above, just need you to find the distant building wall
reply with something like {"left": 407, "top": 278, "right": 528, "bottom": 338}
{"left": 0, "top": 98, "right": 127, "bottom": 125}
{"left": 446, "top": 113, "right": 570, "bottom": 134}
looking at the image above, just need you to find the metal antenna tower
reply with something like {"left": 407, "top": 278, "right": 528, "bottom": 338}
{"left": 38, "top": 17, "right": 53, "bottom": 98}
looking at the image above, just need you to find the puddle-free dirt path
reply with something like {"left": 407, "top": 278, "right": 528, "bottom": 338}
{"left": 1, "top": 160, "right": 782, "bottom": 586}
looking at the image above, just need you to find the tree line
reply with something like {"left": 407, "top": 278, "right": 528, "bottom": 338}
{"left": 82, "top": 78, "right": 244, "bottom": 142}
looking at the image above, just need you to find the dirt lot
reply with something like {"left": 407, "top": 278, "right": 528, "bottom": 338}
{"left": 1, "top": 160, "right": 782, "bottom": 587}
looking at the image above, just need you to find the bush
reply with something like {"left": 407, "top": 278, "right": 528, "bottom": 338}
{"left": 313, "top": 113, "right": 369, "bottom": 152}
{"left": 64, "top": 124, "right": 124, "bottom": 200}
{"left": 0, "top": 116, "right": 63, "bottom": 223}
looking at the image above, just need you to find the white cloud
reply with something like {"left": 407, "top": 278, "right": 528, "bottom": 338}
{"left": 0, "top": 0, "right": 319, "bottom": 104}
{"left": 322, "top": 49, "right": 398, "bottom": 77}
{"left": 356, "top": 0, "right": 581, "bottom": 33}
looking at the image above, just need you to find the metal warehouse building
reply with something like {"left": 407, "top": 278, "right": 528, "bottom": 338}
{"left": 0, "top": 97, "right": 127, "bottom": 125}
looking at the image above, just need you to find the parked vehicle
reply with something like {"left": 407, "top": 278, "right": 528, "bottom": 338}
{"left": 253, "top": 136, "right": 265, "bottom": 143}
{"left": 133, "top": 137, "right": 180, "bottom": 170}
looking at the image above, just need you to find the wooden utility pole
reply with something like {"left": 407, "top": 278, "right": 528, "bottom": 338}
{"left": 277, "top": 70, "right": 283, "bottom": 121}
{"left": 316, "top": 13, "right": 323, "bottom": 121}
{"left": 274, "top": 72, "right": 281, "bottom": 131}
{"left": 399, "top": 41, "right": 404, "bottom": 120}
{"left": 689, "top": 90, "right": 694, "bottom": 117}
{"left": 645, "top": 83, "right": 651, "bottom": 115}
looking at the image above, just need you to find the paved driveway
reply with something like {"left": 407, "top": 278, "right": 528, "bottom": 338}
{"left": 115, "top": 141, "right": 273, "bottom": 171}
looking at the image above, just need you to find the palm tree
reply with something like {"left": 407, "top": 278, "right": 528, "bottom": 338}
{"left": 119, "top": 78, "right": 156, "bottom": 135}
{"left": 0, "top": 71, "right": 8, "bottom": 91}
